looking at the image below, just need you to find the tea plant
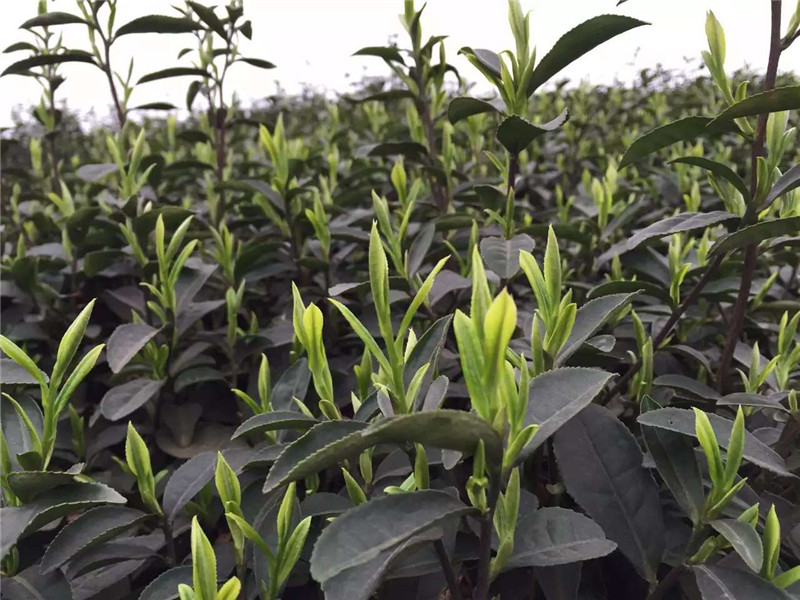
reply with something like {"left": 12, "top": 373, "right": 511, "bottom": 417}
{"left": 1, "top": 0, "right": 800, "bottom": 599}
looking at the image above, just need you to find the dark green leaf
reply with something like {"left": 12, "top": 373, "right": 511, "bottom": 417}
{"left": 447, "top": 97, "right": 501, "bottom": 124}
{"left": 75, "top": 163, "right": 118, "bottom": 182}
{"left": 653, "top": 374, "right": 721, "bottom": 401}
{"left": 496, "top": 110, "right": 569, "bottom": 155}
{"left": 321, "top": 529, "right": 442, "bottom": 600}
{"left": 21, "top": 12, "right": 87, "bottom": 28}
{"left": 40, "top": 506, "right": 147, "bottom": 574}
{"left": 479, "top": 234, "right": 535, "bottom": 279}
{"left": 554, "top": 404, "right": 664, "bottom": 583}
{"left": 711, "top": 86, "right": 800, "bottom": 124}
{"left": 271, "top": 358, "right": 311, "bottom": 411}
{"left": 555, "top": 293, "right": 636, "bottom": 366}
{"left": 238, "top": 57, "right": 276, "bottom": 69}
{"left": 693, "top": 565, "right": 791, "bottom": 599}
{"left": 1, "top": 565, "right": 73, "bottom": 600}
{"left": 1, "top": 359, "right": 41, "bottom": 385}
{"left": 162, "top": 451, "right": 216, "bottom": 522}
{"left": 138, "top": 566, "right": 193, "bottom": 600}
{"left": 115, "top": 15, "right": 201, "bottom": 36}
{"left": 640, "top": 396, "right": 705, "bottom": 525}
{"left": 637, "top": 408, "right": 793, "bottom": 477}
{"left": 519, "top": 367, "right": 613, "bottom": 460}
{"left": 353, "top": 46, "right": 405, "bottom": 64}
{"left": 627, "top": 211, "right": 738, "bottom": 250}
{"left": 355, "top": 142, "right": 428, "bottom": 158}
{"left": 670, "top": 157, "right": 749, "bottom": 200}
{"left": 587, "top": 280, "right": 669, "bottom": 303}
{"left": 232, "top": 411, "right": 318, "bottom": 439}
{"left": 352, "top": 90, "right": 414, "bottom": 103}
{"left": 0, "top": 483, "right": 125, "bottom": 560}
{"left": 310, "top": 490, "right": 472, "bottom": 582}
{"left": 709, "top": 217, "right": 800, "bottom": 258}
{"left": 7, "top": 471, "right": 77, "bottom": 503}
{"left": 2, "top": 52, "right": 96, "bottom": 76}
{"left": 263, "top": 421, "right": 368, "bottom": 493}
{"left": 709, "top": 519, "right": 763, "bottom": 572}
{"left": 100, "top": 379, "right": 164, "bottom": 421}
{"left": 188, "top": 1, "right": 227, "bottom": 38}
{"left": 138, "top": 67, "right": 210, "bottom": 84}
{"left": 762, "top": 163, "right": 800, "bottom": 210}
{"left": 526, "top": 15, "right": 648, "bottom": 96}
{"left": 620, "top": 117, "right": 740, "bottom": 169}
{"left": 106, "top": 323, "right": 159, "bottom": 374}
{"left": 1, "top": 395, "right": 43, "bottom": 471}
{"left": 403, "top": 315, "right": 453, "bottom": 397}
{"left": 506, "top": 507, "right": 616, "bottom": 568}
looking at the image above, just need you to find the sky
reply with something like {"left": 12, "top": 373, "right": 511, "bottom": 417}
{"left": 1, "top": 1, "right": 799, "bottom": 127}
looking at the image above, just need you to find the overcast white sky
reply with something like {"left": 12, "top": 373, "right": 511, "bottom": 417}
{"left": 1, "top": 1, "right": 799, "bottom": 127}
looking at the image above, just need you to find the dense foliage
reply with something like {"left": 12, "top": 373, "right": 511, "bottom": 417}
{"left": 1, "top": 1, "right": 800, "bottom": 599}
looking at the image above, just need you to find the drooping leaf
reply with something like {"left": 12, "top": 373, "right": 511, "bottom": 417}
{"left": 270, "top": 358, "right": 311, "bottom": 411}
{"left": 188, "top": 1, "right": 227, "bottom": 38}
{"left": 653, "top": 374, "right": 721, "bottom": 401}
{"left": 670, "top": 157, "right": 749, "bottom": 201}
{"left": 265, "top": 411, "right": 504, "bottom": 493}
{"left": 620, "top": 117, "right": 739, "bottom": 169}
{"left": 100, "top": 379, "right": 164, "bottom": 421}
{"left": 518, "top": 367, "right": 613, "bottom": 460}
{"left": 403, "top": 315, "right": 453, "bottom": 393}
{"left": 138, "top": 67, "right": 210, "bottom": 84}
{"left": 115, "top": 15, "right": 201, "bottom": 36}
{"left": 637, "top": 408, "right": 793, "bottom": 477}
{"left": 0, "top": 359, "right": 41, "bottom": 385}
{"left": 627, "top": 211, "right": 738, "bottom": 250}
{"left": 7, "top": 471, "right": 78, "bottom": 503}
{"left": 762, "top": 163, "right": 800, "bottom": 210}
{"left": 640, "top": 397, "right": 705, "bottom": 526}
{"left": 587, "top": 280, "right": 670, "bottom": 303}
{"left": 709, "top": 217, "right": 800, "bottom": 258}
{"left": 162, "top": 451, "right": 217, "bottom": 522}
{"left": 106, "top": 323, "right": 159, "bottom": 373}
{"left": 138, "top": 566, "right": 194, "bottom": 600}
{"left": 320, "top": 529, "right": 443, "bottom": 600}
{"left": 0, "top": 483, "right": 126, "bottom": 560}
{"left": 309, "top": 490, "right": 473, "bottom": 582}
{"left": 75, "top": 163, "right": 118, "bottom": 182}
{"left": 263, "top": 421, "right": 368, "bottom": 493}
{"left": 40, "top": 506, "right": 147, "bottom": 574}
{"left": 479, "top": 234, "right": 535, "bottom": 279}
{"left": 237, "top": 57, "right": 276, "bottom": 69}
{"left": 448, "top": 97, "right": 501, "bottom": 124}
{"left": 232, "top": 411, "right": 318, "bottom": 439}
{"left": 505, "top": 507, "right": 616, "bottom": 569}
{"left": 496, "top": 110, "right": 569, "bottom": 155}
{"left": 362, "top": 411, "right": 504, "bottom": 466}
{"left": 352, "top": 45, "right": 405, "bottom": 64}
{"left": 21, "top": 11, "right": 87, "bottom": 28}
{"left": 526, "top": 15, "right": 648, "bottom": 95}
{"left": 709, "top": 519, "right": 763, "bottom": 573}
{"left": 554, "top": 404, "right": 664, "bottom": 583}
{"left": 555, "top": 293, "right": 636, "bottom": 366}
{"left": 711, "top": 86, "right": 800, "bottom": 123}
{"left": 355, "top": 142, "right": 428, "bottom": 159}
{"left": 693, "top": 565, "right": 791, "bottom": 600}
{"left": 2, "top": 51, "right": 96, "bottom": 76}
{"left": 0, "top": 564, "right": 73, "bottom": 600}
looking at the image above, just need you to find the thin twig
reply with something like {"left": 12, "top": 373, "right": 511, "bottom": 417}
{"left": 434, "top": 539, "right": 462, "bottom": 600}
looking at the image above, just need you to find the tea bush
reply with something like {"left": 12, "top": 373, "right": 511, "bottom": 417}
{"left": 1, "top": 1, "right": 800, "bottom": 599}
